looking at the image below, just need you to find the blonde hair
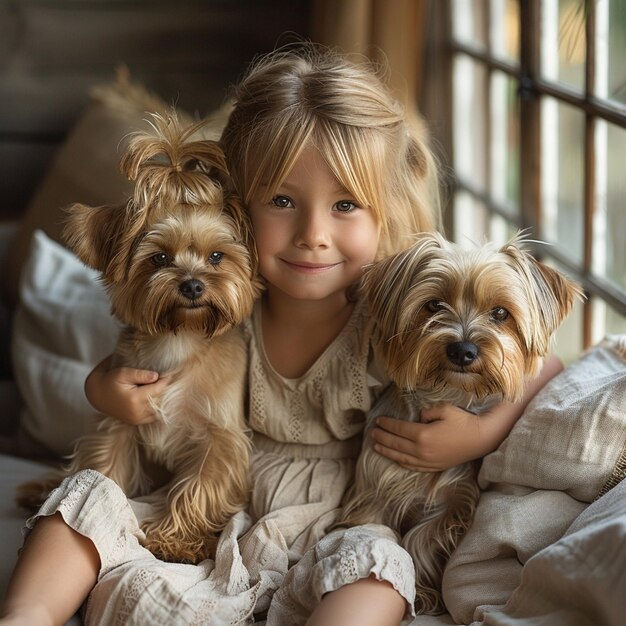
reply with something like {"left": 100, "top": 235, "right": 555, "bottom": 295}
{"left": 220, "top": 44, "right": 442, "bottom": 259}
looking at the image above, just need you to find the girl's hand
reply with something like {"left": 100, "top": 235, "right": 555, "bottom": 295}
{"left": 84, "top": 355, "right": 170, "bottom": 425}
{"left": 371, "top": 354, "right": 565, "bottom": 472}
{"left": 370, "top": 406, "right": 483, "bottom": 472}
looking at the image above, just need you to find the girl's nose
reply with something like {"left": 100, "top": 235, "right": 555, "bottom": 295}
{"left": 294, "top": 210, "right": 331, "bottom": 249}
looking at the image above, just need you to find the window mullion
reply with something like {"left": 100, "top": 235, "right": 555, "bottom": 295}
{"left": 485, "top": 1, "right": 493, "bottom": 226}
{"left": 583, "top": 0, "right": 596, "bottom": 347}
{"left": 519, "top": 0, "right": 541, "bottom": 235}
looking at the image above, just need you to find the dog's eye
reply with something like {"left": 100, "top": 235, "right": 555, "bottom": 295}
{"left": 151, "top": 252, "right": 172, "bottom": 267}
{"left": 209, "top": 251, "right": 224, "bottom": 266}
{"left": 426, "top": 300, "right": 445, "bottom": 313}
{"left": 491, "top": 307, "right": 509, "bottom": 322}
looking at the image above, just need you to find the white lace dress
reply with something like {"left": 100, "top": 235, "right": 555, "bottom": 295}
{"left": 25, "top": 299, "right": 418, "bottom": 626}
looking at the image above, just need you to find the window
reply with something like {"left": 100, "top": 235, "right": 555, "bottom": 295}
{"left": 423, "top": 0, "right": 626, "bottom": 363}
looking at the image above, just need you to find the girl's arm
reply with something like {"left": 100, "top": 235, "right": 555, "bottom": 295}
{"left": 84, "top": 355, "right": 169, "bottom": 425}
{"left": 370, "top": 354, "right": 564, "bottom": 472}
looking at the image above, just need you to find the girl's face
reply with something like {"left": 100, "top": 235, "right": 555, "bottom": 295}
{"left": 248, "top": 143, "right": 380, "bottom": 304}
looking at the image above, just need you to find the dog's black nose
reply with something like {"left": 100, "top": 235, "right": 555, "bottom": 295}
{"left": 446, "top": 341, "right": 479, "bottom": 367}
{"left": 179, "top": 279, "right": 205, "bottom": 300}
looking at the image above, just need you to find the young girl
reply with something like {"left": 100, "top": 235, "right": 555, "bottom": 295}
{"left": 0, "top": 45, "right": 562, "bottom": 626}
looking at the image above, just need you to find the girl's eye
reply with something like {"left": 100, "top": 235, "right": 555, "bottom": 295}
{"left": 209, "top": 251, "right": 224, "bottom": 266}
{"left": 426, "top": 300, "right": 445, "bottom": 313}
{"left": 334, "top": 200, "right": 357, "bottom": 213}
{"left": 271, "top": 195, "right": 293, "bottom": 209}
{"left": 151, "top": 252, "right": 172, "bottom": 267}
{"left": 491, "top": 307, "right": 509, "bottom": 322}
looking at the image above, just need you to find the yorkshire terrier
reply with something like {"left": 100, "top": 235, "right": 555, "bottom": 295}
{"left": 17, "top": 114, "right": 261, "bottom": 563}
{"left": 339, "top": 231, "right": 582, "bottom": 614}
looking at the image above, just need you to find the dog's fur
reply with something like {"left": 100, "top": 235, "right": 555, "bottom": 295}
{"left": 17, "top": 114, "right": 261, "bottom": 563}
{"left": 339, "top": 232, "right": 582, "bottom": 613}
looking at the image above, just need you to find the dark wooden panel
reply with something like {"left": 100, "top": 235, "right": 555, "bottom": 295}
{"left": 0, "top": 0, "right": 312, "bottom": 217}
{"left": 0, "top": 142, "right": 57, "bottom": 219}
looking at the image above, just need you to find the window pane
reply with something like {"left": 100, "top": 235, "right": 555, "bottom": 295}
{"left": 490, "top": 71, "right": 520, "bottom": 214}
{"left": 454, "top": 199, "right": 521, "bottom": 251}
{"left": 489, "top": 213, "right": 519, "bottom": 246}
{"left": 453, "top": 55, "right": 487, "bottom": 189}
{"left": 605, "top": 302, "right": 626, "bottom": 336}
{"left": 540, "top": 98, "right": 585, "bottom": 265}
{"left": 554, "top": 284, "right": 584, "bottom": 364}
{"left": 595, "top": 0, "right": 626, "bottom": 107}
{"left": 594, "top": 120, "right": 626, "bottom": 291}
{"left": 591, "top": 298, "right": 626, "bottom": 345}
{"left": 453, "top": 190, "right": 488, "bottom": 245}
{"left": 540, "top": 0, "right": 586, "bottom": 93}
{"left": 490, "top": 0, "right": 520, "bottom": 62}
{"left": 607, "top": 0, "right": 626, "bottom": 106}
{"left": 451, "top": 0, "right": 487, "bottom": 49}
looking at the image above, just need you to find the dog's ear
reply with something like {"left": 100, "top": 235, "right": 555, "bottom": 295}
{"left": 500, "top": 240, "right": 584, "bottom": 353}
{"left": 63, "top": 202, "right": 139, "bottom": 281}
{"left": 363, "top": 231, "right": 445, "bottom": 328}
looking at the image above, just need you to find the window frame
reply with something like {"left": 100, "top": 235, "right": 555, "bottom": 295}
{"left": 423, "top": 0, "right": 626, "bottom": 349}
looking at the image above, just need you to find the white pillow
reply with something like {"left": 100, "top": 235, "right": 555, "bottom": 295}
{"left": 443, "top": 336, "right": 626, "bottom": 624}
{"left": 11, "top": 230, "right": 120, "bottom": 457}
{"left": 479, "top": 336, "right": 626, "bottom": 501}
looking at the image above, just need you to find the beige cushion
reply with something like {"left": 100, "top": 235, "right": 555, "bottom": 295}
{"left": 442, "top": 336, "right": 626, "bottom": 624}
{"left": 2, "top": 69, "right": 227, "bottom": 307}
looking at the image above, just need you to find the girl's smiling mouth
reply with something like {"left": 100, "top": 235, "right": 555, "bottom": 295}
{"left": 281, "top": 259, "right": 342, "bottom": 273}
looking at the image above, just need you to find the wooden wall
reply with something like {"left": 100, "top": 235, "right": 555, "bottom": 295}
{"left": 0, "top": 0, "right": 311, "bottom": 219}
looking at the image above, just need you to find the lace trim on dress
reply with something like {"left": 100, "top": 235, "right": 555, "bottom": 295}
{"left": 114, "top": 569, "right": 159, "bottom": 626}
{"left": 244, "top": 298, "right": 375, "bottom": 445}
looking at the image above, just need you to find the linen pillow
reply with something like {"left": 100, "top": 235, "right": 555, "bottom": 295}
{"left": 479, "top": 335, "right": 626, "bottom": 501}
{"left": 443, "top": 336, "right": 626, "bottom": 624}
{"left": 11, "top": 230, "right": 119, "bottom": 457}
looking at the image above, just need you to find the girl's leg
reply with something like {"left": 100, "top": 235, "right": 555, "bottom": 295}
{"left": 0, "top": 513, "right": 100, "bottom": 626}
{"left": 305, "top": 574, "right": 406, "bottom": 626}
